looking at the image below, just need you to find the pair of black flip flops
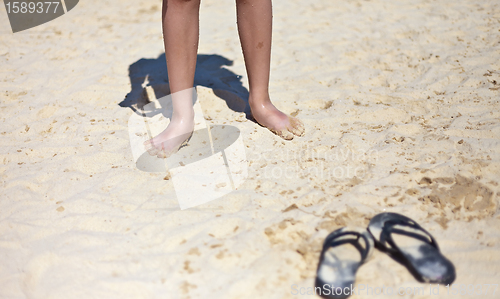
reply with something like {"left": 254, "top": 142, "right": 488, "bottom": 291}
{"left": 315, "top": 212, "right": 456, "bottom": 299}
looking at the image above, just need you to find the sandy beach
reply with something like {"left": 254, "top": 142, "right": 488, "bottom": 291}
{"left": 1, "top": 0, "right": 499, "bottom": 298}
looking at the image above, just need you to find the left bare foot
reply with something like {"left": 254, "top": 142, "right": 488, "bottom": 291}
{"left": 249, "top": 95, "right": 305, "bottom": 140}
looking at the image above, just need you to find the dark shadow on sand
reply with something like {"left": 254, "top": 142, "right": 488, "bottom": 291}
{"left": 119, "top": 54, "right": 251, "bottom": 119}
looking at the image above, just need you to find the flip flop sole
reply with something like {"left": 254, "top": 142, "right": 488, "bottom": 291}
{"left": 367, "top": 212, "right": 456, "bottom": 284}
{"left": 315, "top": 227, "right": 374, "bottom": 299}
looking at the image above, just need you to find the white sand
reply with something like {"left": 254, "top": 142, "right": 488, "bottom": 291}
{"left": 1, "top": 0, "right": 499, "bottom": 298}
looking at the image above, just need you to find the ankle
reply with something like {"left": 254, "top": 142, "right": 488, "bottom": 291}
{"left": 172, "top": 108, "right": 195, "bottom": 123}
{"left": 249, "top": 93, "right": 271, "bottom": 106}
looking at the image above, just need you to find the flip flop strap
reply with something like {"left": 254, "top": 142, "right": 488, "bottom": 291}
{"left": 323, "top": 230, "right": 371, "bottom": 261}
{"left": 380, "top": 219, "right": 439, "bottom": 255}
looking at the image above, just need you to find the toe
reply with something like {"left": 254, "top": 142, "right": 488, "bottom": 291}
{"left": 157, "top": 150, "right": 167, "bottom": 159}
{"left": 147, "top": 147, "right": 159, "bottom": 156}
{"left": 271, "top": 128, "right": 294, "bottom": 140}
{"left": 144, "top": 139, "right": 154, "bottom": 150}
{"left": 287, "top": 116, "right": 305, "bottom": 137}
{"left": 156, "top": 145, "right": 167, "bottom": 158}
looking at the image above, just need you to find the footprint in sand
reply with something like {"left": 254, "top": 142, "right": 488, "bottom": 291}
{"left": 414, "top": 175, "right": 496, "bottom": 219}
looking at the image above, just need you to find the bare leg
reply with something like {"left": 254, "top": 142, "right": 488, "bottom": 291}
{"left": 144, "top": 0, "right": 200, "bottom": 157}
{"left": 235, "top": 0, "right": 304, "bottom": 140}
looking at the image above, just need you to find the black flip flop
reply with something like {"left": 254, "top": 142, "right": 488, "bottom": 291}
{"left": 367, "top": 212, "right": 456, "bottom": 284}
{"left": 315, "top": 227, "right": 374, "bottom": 299}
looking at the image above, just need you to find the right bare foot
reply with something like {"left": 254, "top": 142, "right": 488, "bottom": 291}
{"left": 144, "top": 88, "right": 196, "bottom": 158}
{"left": 143, "top": 112, "right": 194, "bottom": 158}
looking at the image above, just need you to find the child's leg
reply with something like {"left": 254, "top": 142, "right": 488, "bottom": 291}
{"left": 235, "top": 0, "right": 304, "bottom": 140}
{"left": 145, "top": 0, "right": 200, "bottom": 157}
